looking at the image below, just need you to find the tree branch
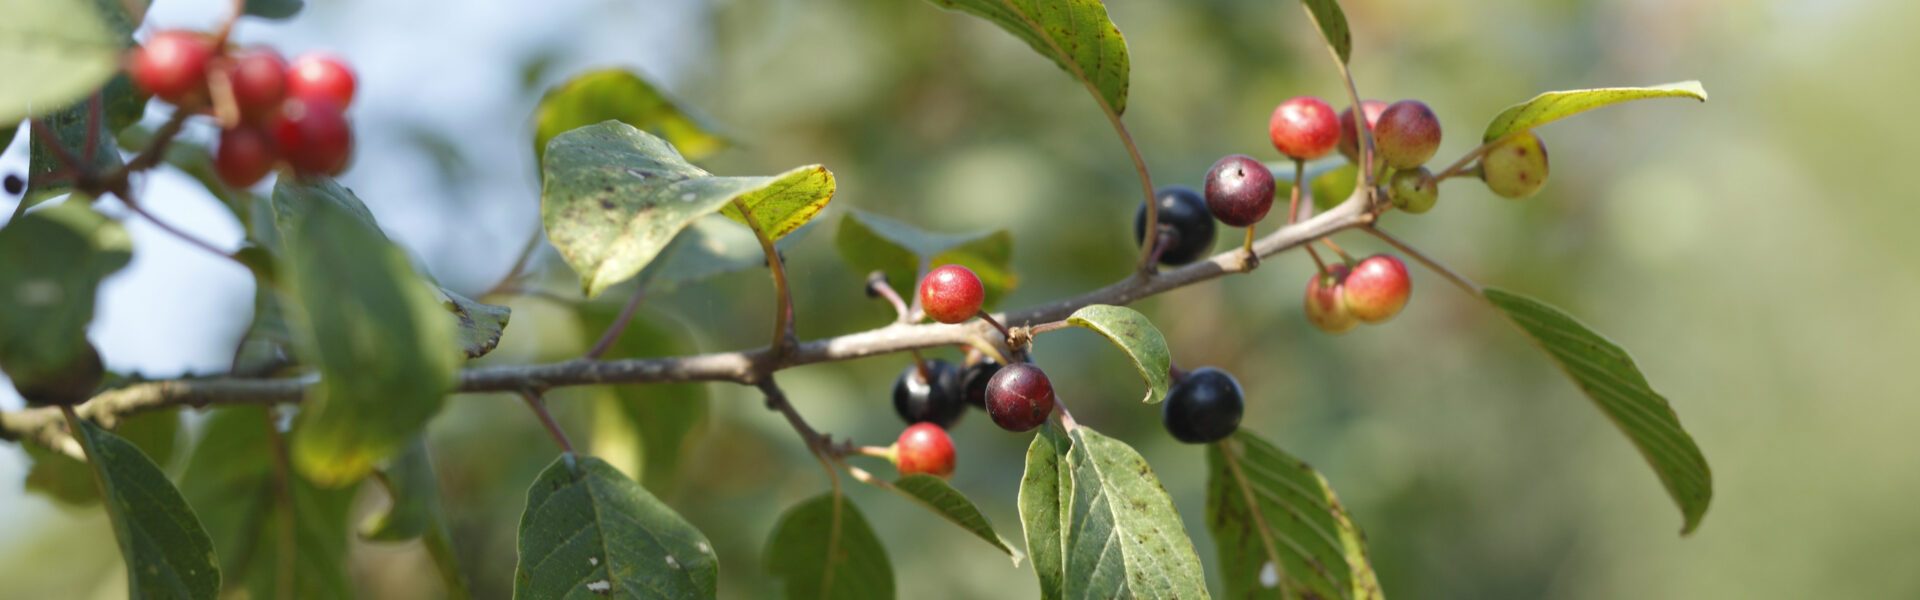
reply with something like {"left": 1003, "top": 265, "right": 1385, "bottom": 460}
{"left": 0, "top": 190, "right": 1373, "bottom": 444}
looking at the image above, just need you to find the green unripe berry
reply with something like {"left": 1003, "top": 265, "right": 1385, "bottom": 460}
{"left": 1389, "top": 167, "right": 1438, "bottom": 214}
{"left": 1479, "top": 132, "right": 1550, "bottom": 199}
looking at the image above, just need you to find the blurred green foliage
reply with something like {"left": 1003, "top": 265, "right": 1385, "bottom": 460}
{"left": 7, "top": 0, "right": 1920, "bottom": 598}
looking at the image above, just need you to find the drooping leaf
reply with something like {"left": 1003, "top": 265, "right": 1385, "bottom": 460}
{"left": 1019, "top": 425, "right": 1210, "bottom": 599}
{"left": 269, "top": 176, "right": 508, "bottom": 356}
{"left": 28, "top": 408, "right": 183, "bottom": 505}
{"left": 1298, "top": 0, "right": 1353, "bottom": 65}
{"left": 1207, "top": 431, "right": 1381, "bottom": 600}
{"left": 834, "top": 210, "right": 1016, "bottom": 309}
{"left": 513, "top": 453, "right": 719, "bottom": 599}
{"left": 765, "top": 493, "right": 892, "bottom": 600}
{"left": 70, "top": 416, "right": 221, "bottom": 600}
{"left": 1483, "top": 288, "right": 1712, "bottom": 533}
{"left": 0, "top": 0, "right": 121, "bottom": 126}
{"left": 0, "top": 200, "right": 129, "bottom": 402}
{"left": 541, "top": 121, "right": 833, "bottom": 297}
{"left": 438, "top": 287, "right": 511, "bottom": 359}
{"left": 243, "top": 0, "right": 302, "bottom": 19}
{"left": 180, "top": 406, "right": 357, "bottom": 600}
{"left": 924, "top": 0, "right": 1131, "bottom": 115}
{"left": 1481, "top": 81, "right": 1708, "bottom": 142}
{"left": 362, "top": 436, "right": 441, "bottom": 541}
{"left": 582, "top": 308, "right": 708, "bottom": 493}
{"left": 1065, "top": 304, "right": 1172, "bottom": 404}
{"left": 278, "top": 197, "right": 460, "bottom": 486}
{"left": 716, "top": 167, "right": 835, "bottom": 241}
{"left": 888, "top": 475, "right": 1023, "bottom": 563}
{"left": 532, "top": 68, "right": 728, "bottom": 167}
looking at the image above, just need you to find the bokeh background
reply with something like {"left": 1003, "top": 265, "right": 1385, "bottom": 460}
{"left": 4, "top": 0, "right": 1918, "bottom": 598}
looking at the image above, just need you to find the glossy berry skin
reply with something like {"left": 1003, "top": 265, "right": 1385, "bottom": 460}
{"left": 129, "top": 30, "right": 216, "bottom": 105}
{"left": 1268, "top": 96, "right": 1340, "bottom": 160}
{"left": 894, "top": 423, "right": 957, "bottom": 480}
{"left": 1389, "top": 167, "right": 1438, "bottom": 214}
{"left": 271, "top": 96, "right": 353, "bottom": 175}
{"left": 892, "top": 360, "right": 965, "bottom": 428}
{"left": 1337, "top": 100, "right": 1389, "bottom": 164}
{"left": 1133, "top": 185, "right": 1217, "bottom": 266}
{"left": 1479, "top": 131, "right": 1550, "bottom": 199}
{"left": 215, "top": 126, "right": 279, "bottom": 189}
{"left": 1374, "top": 100, "right": 1443, "bottom": 169}
{"left": 985, "top": 362, "right": 1055, "bottom": 432}
{"left": 1304, "top": 263, "right": 1358, "bottom": 334}
{"left": 287, "top": 54, "right": 357, "bottom": 108}
{"left": 1202, "top": 155, "right": 1276, "bottom": 228}
{"left": 960, "top": 359, "right": 1003, "bottom": 409}
{"left": 223, "top": 47, "right": 289, "bottom": 122}
{"left": 919, "top": 264, "right": 984, "bottom": 324}
{"left": 1161, "top": 367, "right": 1244, "bottom": 444}
{"left": 1343, "top": 254, "right": 1411, "bottom": 323}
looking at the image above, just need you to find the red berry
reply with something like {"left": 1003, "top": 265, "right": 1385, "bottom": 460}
{"left": 1374, "top": 100, "right": 1443, "bottom": 169}
{"left": 215, "top": 126, "right": 279, "bottom": 189}
{"left": 271, "top": 96, "right": 353, "bottom": 175}
{"left": 1202, "top": 155, "right": 1276, "bottom": 228}
{"left": 1268, "top": 96, "right": 1340, "bottom": 160}
{"left": 286, "top": 53, "right": 357, "bottom": 108}
{"left": 129, "top": 30, "right": 217, "bottom": 105}
{"left": 894, "top": 423, "right": 957, "bottom": 479}
{"left": 919, "top": 264, "right": 984, "bottom": 324}
{"left": 1337, "top": 100, "right": 1388, "bottom": 164}
{"left": 1343, "top": 254, "right": 1411, "bottom": 323}
{"left": 1304, "top": 264, "right": 1358, "bottom": 334}
{"left": 223, "top": 46, "right": 289, "bottom": 123}
{"left": 985, "top": 362, "right": 1055, "bottom": 433}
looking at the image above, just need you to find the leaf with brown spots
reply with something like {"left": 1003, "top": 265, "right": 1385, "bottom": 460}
{"left": 541, "top": 121, "right": 834, "bottom": 297}
{"left": 1020, "top": 424, "right": 1210, "bottom": 599}
{"left": 513, "top": 453, "right": 719, "bottom": 599}
{"left": 1206, "top": 431, "right": 1380, "bottom": 600}
{"left": 1065, "top": 304, "right": 1172, "bottom": 404}
{"left": 923, "top": 0, "right": 1131, "bottom": 116}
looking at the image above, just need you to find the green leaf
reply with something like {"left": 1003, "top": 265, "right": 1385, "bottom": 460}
{"left": 268, "top": 176, "right": 507, "bottom": 356}
{"left": 243, "top": 0, "right": 302, "bottom": 19}
{"left": 1207, "top": 431, "right": 1381, "bottom": 600}
{"left": 0, "top": 0, "right": 122, "bottom": 126}
{"left": 833, "top": 210, "right": 1016, "bottom": 309}
{"left": 438, "top": 287, "right": 511, "bottom": 359}
{"left": 582, "top": 309, "right": 708, "bottom": 494}
{"left": 887, "top": 475, "right": 1023, "bottom": 563}
{"left": 1019, "top": 425, "right": 1210, "bottom": 599}
{"left": 924, "top": 0, "right": 1130, "bottom": 115}
{"left": 1310, "top": 164, "right": 1358, "bottom": 212}
{"left": 1483, "top": 288, "right": 1712, "bottom": 534}
{"left": 278, "top": 197, "right": 460, "bottom": 486}
{"left": 71, "top": 416, "right": 222, "bottom": 600}
{"left": 1481, "top": 81, "right": 1708, "bottom": 143}
{"left": 634, "top": 216, "right": 810, "bottom": 296}
{"left": 1065, "top": 304, "right": 1173, "bottom": 404}
{"left": 27, "top": 408, "right": 182, "bottom": 505}
{"left": 513, "top": 453, "right": 719, "bottom": 599}
{"left": 361, "top": 436, "right": 441, "bottom": 541}
{"left": 1299, "top": 0, "right": 1353, "bottom": 65}
{"left": 541, "top": 121, "right": 834, "bottom": 297}
{"left": 181, "top": 406, "right": 357, "bottom": 600}
{"left": 766, "top": 493, "right": 892, "bottom": 600}
{"left": 716, "top": 167, "right": 835, "bottom": 240}
{"left": 0, "top": 200, "right": 129, "bottom": 401}
{"left": 532, "top": 68, "right": 728, "bottom": 167}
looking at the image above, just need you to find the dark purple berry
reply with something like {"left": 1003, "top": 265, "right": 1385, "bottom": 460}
{"left": 985, "top": 362, "right": 1055, "bottom": 432}
{"left": 1202, "top": 155, "right": 1275, "bottom": 227}
{"left": 1133, "top": 185, "right": 1217, "bottom": 266}
{"left": 892, "top": 359, "right": 965, "bottom": 428}
{"left": 1161, "top": 367, "right": 1243, "bottom": 443}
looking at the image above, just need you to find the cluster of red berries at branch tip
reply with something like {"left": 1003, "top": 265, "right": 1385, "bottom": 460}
{"left": 1304, "top": 254, "right": 1411, "bottom": 334}
{"left": 129, "top": 30, "right": 359, "bottom": 190}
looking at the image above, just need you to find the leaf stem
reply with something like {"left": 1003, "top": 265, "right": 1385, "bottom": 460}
{"left": 516, "top": 388, "right": 574, "bottom": 454}
{"left": 976, "top": 311, "right": 1012, "bottom": 343}
{"left": 865, "top": 271, "right": 911, "bottom": 324}
{"left": 261, "top": 408, "right": 296, "bottom": 600}
{"left": 422, "top": 519, "right": 475, "bottom": 600}
{"left": 1362, "top": 225, "right": 1483, "bottom": 296}
{"left": 734, "top": 199, "right": 796, "bottom": 359}
{"left": 583, "top": 287, "right": 646, "bottom": 360}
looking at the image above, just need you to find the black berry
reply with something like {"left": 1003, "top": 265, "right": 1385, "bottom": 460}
{"left": 985, "top": 362, "right": 1055, "bottom": 432}
{"left": 960, "top": 359, "right": 1003, "bottom": 409}
{"left": 1203, "top": 155, "right": 1276, "bottom": 227}
{"left": 3, "top": 174, "right": 22, "bottom": 196}
{"left": 1133, "top": 185, "right": 1217, "bottom": 266}
{"left": 1161, "top": 367, "right": 1244, "bottom": 443}
{"left": 892, "top": 360, "right": 965, "bottom": 428}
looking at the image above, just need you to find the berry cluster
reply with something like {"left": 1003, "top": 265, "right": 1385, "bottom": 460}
{"left": 1303, "top": 254, "right": 1411, "bottom": 334}
{"left": 129, "top": 30, "right": 359, "bottom": 189}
